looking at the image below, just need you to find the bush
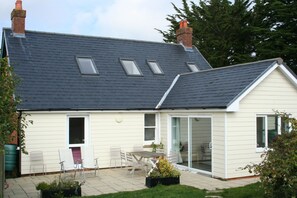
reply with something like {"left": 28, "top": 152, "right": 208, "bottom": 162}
{"left": 245, "top": 112, "right": 297, "bottom": 197}
{"left": 148, "top": 157, "right": 180, "bottom": 178}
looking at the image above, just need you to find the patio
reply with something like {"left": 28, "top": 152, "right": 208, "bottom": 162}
{"left": 4, "top": 167, "right": 259, "bottom": 198}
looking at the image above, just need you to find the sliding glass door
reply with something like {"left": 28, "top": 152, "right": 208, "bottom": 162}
{"left": 171, "top": 116, "right": 212, "bottom": 173}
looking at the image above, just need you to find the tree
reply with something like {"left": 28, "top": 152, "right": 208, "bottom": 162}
{"left": 244, "top": 112, "right": 297, "bottom": 197}
{"left": 0, "top": 57, "right": 31, "bottom": 197}
{"left": 158, "top": 0, "right": 255, "bottom": 68}
{"left": 251, "top": 0, "right": 297, "bottom": 73}
{"left": 160, "top": 0, "right": 297, "bottom": 73}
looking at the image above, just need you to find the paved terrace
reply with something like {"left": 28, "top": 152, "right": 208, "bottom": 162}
{"left": 4, "top": 168, "right": 259, "bottom": 198}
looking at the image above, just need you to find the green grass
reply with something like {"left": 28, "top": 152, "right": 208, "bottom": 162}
{"left": 86, "top": 185, "right": 206, "bottom": 198}
{"left": 85, "top": 182, "right": 264, "bottom": 198}
{"left": 208, "top": 182, "right": 265, "bottom": 198}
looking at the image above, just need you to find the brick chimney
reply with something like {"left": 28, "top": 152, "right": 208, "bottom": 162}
{"left": 11, "top": 0, "right": 26, "bottom": 36}
{"left": 176, "top": 20, "right": 192, "bottom": 48}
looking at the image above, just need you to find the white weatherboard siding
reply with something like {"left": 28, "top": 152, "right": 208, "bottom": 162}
{"left": 21, "top": 113, "right": 67, "bottom": 174}
{"left": 226, "top": 68, "right": 297, "bottom": 178}
{"left": 21, "top": 112, "right": 146, "bottom": 175}
{"left": 90, "top": 112, "right": 144, "bottom": 168}
{"left": 211, "top": 113, "right": 226, "bottom": 178}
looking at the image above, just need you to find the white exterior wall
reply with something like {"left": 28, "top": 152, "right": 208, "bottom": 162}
{"left": 21, "top": 112, "right": 146, "bottom": 175}
{"left": 212, "top": 113, "right": 226, "bottom": 179}
{"left": 226, "top": 68, "right": 297, "bottom": 178}
{"left": 21, "top": 113, "right": 67, "bottom": 174}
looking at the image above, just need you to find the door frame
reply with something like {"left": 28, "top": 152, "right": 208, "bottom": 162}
{"left": 168, "top": 114, "right": 213, "bottom": 175}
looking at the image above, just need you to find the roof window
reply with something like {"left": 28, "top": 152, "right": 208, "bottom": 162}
{"left": 147, "top": 61, "right": 163, "bottom": 75}
{"left": 76, "top": 57, "right": 98, "bottom": 75}
{"left": 187, "top": 63, "right": 199, "bottom": 72}
{"left": 120, "top": 59, "right": 142, "bottom": 76}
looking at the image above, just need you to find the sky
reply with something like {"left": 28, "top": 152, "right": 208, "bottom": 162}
{"left": 0, "top": 0, "right": 184, "bottom": 43}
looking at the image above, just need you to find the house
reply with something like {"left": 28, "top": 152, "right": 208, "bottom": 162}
{"left": 1, "top": 0, "right": 297, "bottom": 179}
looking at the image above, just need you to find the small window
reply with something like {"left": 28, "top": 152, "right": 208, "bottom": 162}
{"left": 76, "top": 57, "right": 98, "bottom": 75}
{"left": 147, "top": 61, "right": 163, "bottom": 74}
{"left": 120, "top": 59, "right": 142, "bottom": 76}
{"left": 187, "top": 63, "right": 199, "bottom": 72}
{"left": 256, "top": 114, "right": 289, "bottom": 150}
{"left": 144, "top": 114, "right": 156, "bottom": 142}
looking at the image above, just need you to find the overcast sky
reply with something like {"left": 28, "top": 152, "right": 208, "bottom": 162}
{"left": 0, "top": 0, "right": 184, "bottom": 43}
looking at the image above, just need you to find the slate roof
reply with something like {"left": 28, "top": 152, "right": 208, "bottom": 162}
{"left": 160, "top": 59, "right": 279, "bottom": 109}
{"left": 2, "top": 28, "right": 212, "bottom": 111}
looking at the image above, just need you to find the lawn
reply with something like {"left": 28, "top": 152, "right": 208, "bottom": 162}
{"left": 85, "top": 182, "right": 264, "bottom": 198}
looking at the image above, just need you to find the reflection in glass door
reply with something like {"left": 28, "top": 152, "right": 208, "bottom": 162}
{"left": 190, "top": 117, "right": 211, "bottom": 172}
{"left": 171, "top": 117, "right": 211, "bottom": 173}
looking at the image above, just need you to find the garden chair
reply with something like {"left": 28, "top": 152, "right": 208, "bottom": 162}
{"left": 81, "top": 145, "right": 99, "bottom": 177}
{"left": 58, "top": 148, "right": 79, "bottom": 178}
{"left": 126, "top": 152, "right": 145, "bottom": 176}
{"left": 120, "top": 150, "right": 127, "bottom": 168}
{"left": 110, "top": 146, "right": 121, "bottom": 167}
{"left": 30, "top": 151, "right": 46, "bottom": 175}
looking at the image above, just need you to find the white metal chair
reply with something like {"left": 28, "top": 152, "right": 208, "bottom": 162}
{"left": 201, "top": 143, "right": 211, "bottom": 160}
{"left": 30, "top": 151, "right": 46, "bottom": 175}
{"left": 81, "top": 145, "right": 99, "bottom": 177}
{"left": 110, "top": 146, "right": 121, "bottom": 167}
{"left": 58, "top": 148, "right": 79, "bottom": 178}
{"left": 126, "top": 152, "right": 145, "bottom": 176}
{"left": 120, "top": 150, "right": 127, "bottom": 168}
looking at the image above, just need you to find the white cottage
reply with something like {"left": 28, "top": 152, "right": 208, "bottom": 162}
{"left": 2, "top": 0, "right": 297, "bottom": 179}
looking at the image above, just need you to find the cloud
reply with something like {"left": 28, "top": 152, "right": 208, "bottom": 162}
{"left": 71, "top": 0, "right": 183, "bottom": 41}
{"left": 1, "top": 0, "right": 183, "bottom": 42}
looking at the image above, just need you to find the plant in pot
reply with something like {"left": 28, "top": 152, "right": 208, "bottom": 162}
{"left": 36, "top": 176, "right": 84, "bottom": 198}
{"left": 146, "top": 156, "right": 181, "bottom": 188}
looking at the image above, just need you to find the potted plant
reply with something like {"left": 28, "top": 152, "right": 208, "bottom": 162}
{"left": 145, "top": 157, "right": 181, "bottom": 188}
{"left": 36, "top": 176, "right": 83, "bottom": 198}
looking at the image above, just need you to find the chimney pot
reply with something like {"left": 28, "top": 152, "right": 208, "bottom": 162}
{"left": 179, "top": 20, "right": 188, "bottom": 29}
{"left": 176, "top": 20, "right": 193, "bottom": 48}
{"left": 15, "top": 0, "right": 22, "bottom": 10}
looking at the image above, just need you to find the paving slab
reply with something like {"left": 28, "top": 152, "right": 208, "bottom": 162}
{"left": 4, "top": 168, "right": 259, "bottom": 197}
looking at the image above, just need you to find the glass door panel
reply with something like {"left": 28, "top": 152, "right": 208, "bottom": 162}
{"left": 191, "top": 117, "right": 211, "bottom": 172}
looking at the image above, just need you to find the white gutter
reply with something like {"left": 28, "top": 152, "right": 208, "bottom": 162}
{"left": 155, "top": 74, "right": 180, "bottom": 109}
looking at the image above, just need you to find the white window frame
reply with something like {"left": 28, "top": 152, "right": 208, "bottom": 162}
{"left": 144, "top": 113, "right": 159, "bottom": 145}
{"left": 256, "top": 114, "right": 282, "bottom": 152}
{"left": 67, "top": 115, "right": 89, "bottom": 148}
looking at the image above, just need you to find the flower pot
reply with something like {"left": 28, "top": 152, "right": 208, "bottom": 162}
{"left": 145, "top": 176, "right": 180, "bottom": 188}
{"left": 40, "top": 187, "right": 81, "bottom": 198}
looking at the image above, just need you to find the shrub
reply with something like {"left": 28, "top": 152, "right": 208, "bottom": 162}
{"left": 245, "top": 112, "right": 297, "bottom": 197}
{"left": 148, "top": 157, "right": 180, "bottom": 178}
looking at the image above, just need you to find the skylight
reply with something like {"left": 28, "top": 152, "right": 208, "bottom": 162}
{"left": 76, "top": 57, "right": 98, "bottom": 75}
{"left": 120, "top": 59, "right": 142, "bottom": 76}
{"left": 147, "top": 61, "right": 163, "bottom": 75}
{"left": 187, "top": 63, "right": 199, "bottom": 72}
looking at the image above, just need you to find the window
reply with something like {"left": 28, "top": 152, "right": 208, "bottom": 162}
{"left": 147, "top": 61, "right": 163, "bottom": 74}
{"left": 120, "top": 59, "right": 142, "bottom": 76}
{"left": 69, "top": 117, "right": 85, "bottom": 144}
{"left": 256, "top": 115, "right": 289, "bottom": 149}
{"left": 76, "top": 57, "right": 98, "bottom": 75}
{"left": 144, "top": 114, "right": 156, "bottom": 142}
{"left": 187, "top": 63, "right": 199, "bottom": 72}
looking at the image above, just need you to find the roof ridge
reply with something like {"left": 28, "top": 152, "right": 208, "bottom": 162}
{"left": 3, "top": 27, "right": 182, "bottom": 47}
{"left": 179, "top": 58, "right": 282, "bottom": 77}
